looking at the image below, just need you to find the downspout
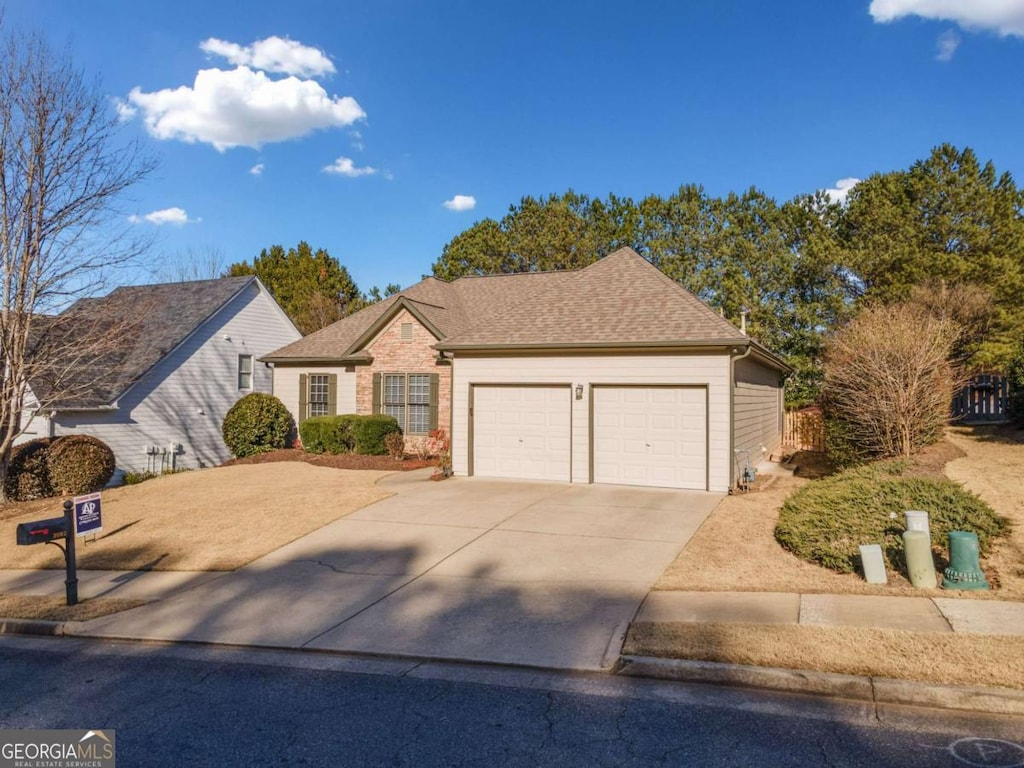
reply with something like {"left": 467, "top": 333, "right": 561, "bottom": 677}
{"left": 729, "top": 343, "right": 753, "bottom": 492}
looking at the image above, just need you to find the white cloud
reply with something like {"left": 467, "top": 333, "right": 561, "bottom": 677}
{"left": 322, "top": 156, "right": 377, "bottom": 176}
{"left": 936, "top": 28, "right": 962, "bottom": 60}
{"left": 200, "top": 36, "right": 335, "bottom": 78}
{"left": 128, "top": 207, "right": 198, "bottom": 226}
{"left": 126, "top": 66, "right": 365, "bottom": 151}
{"left": 113, "top": 98, "right": 137, "bottom": 121}
{"left": 821, "top": 178, "right": 861, "bottom": 205}
{"left": 443, "top": 194, "right": 477, "bottom": 212}
{"left": 249, "top": 163, "right": 265, "bottom": 176}
{"left": 869, "top": 0, "right": 1024, "bottom": 37}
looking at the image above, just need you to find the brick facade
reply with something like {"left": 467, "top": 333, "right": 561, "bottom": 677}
{"left": 355, "top": 309, "right": 452, "bottom": 452}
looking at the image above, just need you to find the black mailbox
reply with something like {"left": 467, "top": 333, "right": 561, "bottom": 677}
{"left": 16, "top": 516, "right": 69, "bottom": 546}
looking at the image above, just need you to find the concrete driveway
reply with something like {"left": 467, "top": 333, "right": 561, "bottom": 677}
{"left": 76, "top": 472, "right": 721, "bottom": 671}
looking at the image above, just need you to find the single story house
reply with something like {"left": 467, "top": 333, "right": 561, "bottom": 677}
{"left": 264, "top": 247, "right": 789, "bottom": 492}
{"left": 20, "top": 276, "right": 301, "bottom": 476}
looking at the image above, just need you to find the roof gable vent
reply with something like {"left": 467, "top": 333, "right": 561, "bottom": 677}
{"left": 400, "top": 322, "right": 413, "bottom": 341}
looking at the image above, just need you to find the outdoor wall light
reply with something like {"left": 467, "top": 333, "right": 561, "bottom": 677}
{"left": 575, "top": 384, "right": 584, "bottom": 400}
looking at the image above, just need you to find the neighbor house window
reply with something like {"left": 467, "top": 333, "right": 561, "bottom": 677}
{"left": 308, "top": 374, "right": 330, "bottom": 417}
{"left": 376, "top": 373, "right": 437, "bottom": 435}
{"left": 238, "top": 355, "right": 253, "bottom": 390}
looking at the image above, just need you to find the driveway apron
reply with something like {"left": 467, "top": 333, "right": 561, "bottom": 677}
{"left": 75, "top": 473, "right": 721, "bottom": 671}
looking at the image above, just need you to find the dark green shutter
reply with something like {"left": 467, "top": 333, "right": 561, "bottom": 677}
{"left": 327, "top": 374, "right": 337, "bottom": 416}
{"left": 298, "top": 374, "right": 308, "bottom": 424}
{"left": 428, "top": 373, "right": 439, "bottom": 431}
{"left": 372, "top": 372, "right": 382, "bottom": 415}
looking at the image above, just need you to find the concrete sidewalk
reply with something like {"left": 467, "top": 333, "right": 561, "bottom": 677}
{"left": 636, "top": 591, "right": 1024, "bottom": 635}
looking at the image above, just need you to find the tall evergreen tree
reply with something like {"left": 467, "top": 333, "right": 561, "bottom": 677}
{"left": 227, "top": 242, "right": 360, "bottom": 334}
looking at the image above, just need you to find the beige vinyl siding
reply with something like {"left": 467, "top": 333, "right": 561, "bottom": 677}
{"left": 50, "top": 282, "right": 302, "bottom": 475}
{"left": 452, "top": 353, "right": 732, "bottom": 493}
{"left": 733, "top": 356, "right": 783, "bottom": 469}
{"left": 273, "top": 365, "right": 357, "bottom": 425}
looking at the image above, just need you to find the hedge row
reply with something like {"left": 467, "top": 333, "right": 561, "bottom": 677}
{"left": 299, "top": 414, "right": 401, "bottom": 456}
{"left": 4, "top": 434, "right": 116, "bottom": 501}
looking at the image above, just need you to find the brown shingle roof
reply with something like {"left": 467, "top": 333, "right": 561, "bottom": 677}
{"left": 264, "top": 247, "right": 749, "bottom": 361}
{"left": 437, "top": 247, "right": 746, "bottom": 349}
{"left": 31, "top": 276, "right": 257, "bottom": 408}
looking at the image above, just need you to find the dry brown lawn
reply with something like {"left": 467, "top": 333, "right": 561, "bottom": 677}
{"left": 0, "top": 594, "right": 145, "bottom": 622}
{"left": 655, "top": 428, "right": 1024, "bottom": 600}
{"left": 624, "top": 622, "right": 1024, "bottom": 689}
{"left": 0, "top": 464, "right": 393, "bottom": 572}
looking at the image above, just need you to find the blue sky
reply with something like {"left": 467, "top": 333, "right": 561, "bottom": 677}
{"left": 8, "top": 1, "right": 1024, "bottom": 293}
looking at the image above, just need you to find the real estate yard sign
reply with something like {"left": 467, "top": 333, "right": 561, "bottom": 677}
{"left": 74, "top": 492, "right": 102, "bottom": 536}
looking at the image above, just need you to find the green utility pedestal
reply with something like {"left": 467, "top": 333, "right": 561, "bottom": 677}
{"left": 941, "top": 530, "right": 989, "bottom": 591}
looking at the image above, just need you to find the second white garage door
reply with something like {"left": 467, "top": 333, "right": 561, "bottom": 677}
{"left": 593, "top": 386, "right": 707, "bottom": 490}
{"left": 472, "top": 386, "right": 571, "bottom": 482}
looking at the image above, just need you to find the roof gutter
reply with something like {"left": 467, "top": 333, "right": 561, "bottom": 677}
{"left": 258, "top": 355, "right": 373, "bottom": 365}
{"left": 434, "top": 339, "right": 744, "bottom": 353}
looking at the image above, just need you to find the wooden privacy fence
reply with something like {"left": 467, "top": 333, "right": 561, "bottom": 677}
{"left": 952, "top": 374, "right": 1009, "bottom": 423}
{"left": 783, "top": 408, "right": 825, "bottom": 453}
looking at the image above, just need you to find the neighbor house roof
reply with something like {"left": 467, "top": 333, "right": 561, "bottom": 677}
{"left": 263, "top": 247, "right": 784, "bottom": 366}
{"left": 29, "top": 276, "right": 258, "bottom": 409}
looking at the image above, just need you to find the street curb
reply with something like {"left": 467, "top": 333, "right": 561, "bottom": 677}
{"left": 0, "top": 618, "right": 67, "bottom": 637}
{"left": 618, "top": 655, "right": 1024, "bottom": 716}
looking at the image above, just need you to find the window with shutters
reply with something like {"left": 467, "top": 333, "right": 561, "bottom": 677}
{"left": 308, "top": 374, "right": 330, "bottom": 417}
{"left": 378, "top": 373, "right": 436, "bottom": 435}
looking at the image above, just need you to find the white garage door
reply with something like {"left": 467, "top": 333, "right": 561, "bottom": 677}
{"left": 593, "top": 386, "right": 707, "bottom": 490}
{"left": 472, "top": 386, "right": 571, "bottom": 482}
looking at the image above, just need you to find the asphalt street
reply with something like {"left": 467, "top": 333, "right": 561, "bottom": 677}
{"left": 1, "top": 636, "right": 1022, "bottom": 767}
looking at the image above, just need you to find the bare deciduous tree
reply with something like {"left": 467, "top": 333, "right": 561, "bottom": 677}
{"left": 823, "top": 303, "right": 963, "bottom": 458}
{"left": 0, "top": 27, "right": 154, "bottom": 499}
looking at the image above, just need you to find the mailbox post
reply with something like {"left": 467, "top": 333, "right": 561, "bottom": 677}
{"left": 63, "top": 499, "right": 78, "bottom": 605}
{"left": 15, "top": 499, "right": 78, "bottom": 606}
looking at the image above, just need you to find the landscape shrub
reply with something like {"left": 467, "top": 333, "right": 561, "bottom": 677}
{"left": 775, "top": 461, "right": 1007, "bottom": 573}
{"left": 122, "top": 470, "right": 158, "bottom": 486}
{"left": 822, "top": 302, "right": 961, "bottom": 459}
{"left": 222, "top": 393, "right": 294, "bottom": 458}
{"left": 298, "top": 416, "right": 332, "bottom": 454}
{"left": 384, "top": 431, "right": 405, "bottom": 460}
{"left": 298, "top": 415, "right": 360, "bottom": 454}
{"left": 47, "top": 434, "right": 116, "bottom": 495}
{"left": 352, "top": 414, "right": 401, "bottom": 455}
{"left": 4, "top": 438, "right": 54, "bottom": 501}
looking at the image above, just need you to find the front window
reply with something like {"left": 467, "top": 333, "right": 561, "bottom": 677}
{"left": 308, "top": 374, "right": 329, "bottom": 417}
{"left": 382, "top": 373, "right": 432, "bottom": 435}
{"left": 238, "top": 355, "right": 253, "bottom": 390}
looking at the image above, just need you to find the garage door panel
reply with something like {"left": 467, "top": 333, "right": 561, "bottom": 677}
{"left": 593, "top": 387, "right": 707, "bottom": 490}
{"left": 473, "top": 386, "right": 571, "bottom": 482}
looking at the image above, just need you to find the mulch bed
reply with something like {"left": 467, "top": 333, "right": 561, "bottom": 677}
{"left": 222, "top": 449, "right": 434, "bottom": 472}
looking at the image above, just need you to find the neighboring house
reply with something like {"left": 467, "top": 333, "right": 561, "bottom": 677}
{"left": 265, "top": 247, "right": 789, "bottom": 492}
{"left": 19, "top": 276, "right": 301, "bottom": 476}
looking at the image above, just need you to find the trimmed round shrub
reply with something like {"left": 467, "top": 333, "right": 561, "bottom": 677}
{"left": 352, "top": 414, "right": 401, "bottom": 456}
{"left": 47, "top": 434, "right": 116, "bottom": 495}
{"left": 775, "top": 460, "right": 1008, "bottom": 573}
{"left": 4, "top": 438, "right": 54, "bottom": 501}
{"left": 222, "top": 393, "right": 294, "bottom": 458}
